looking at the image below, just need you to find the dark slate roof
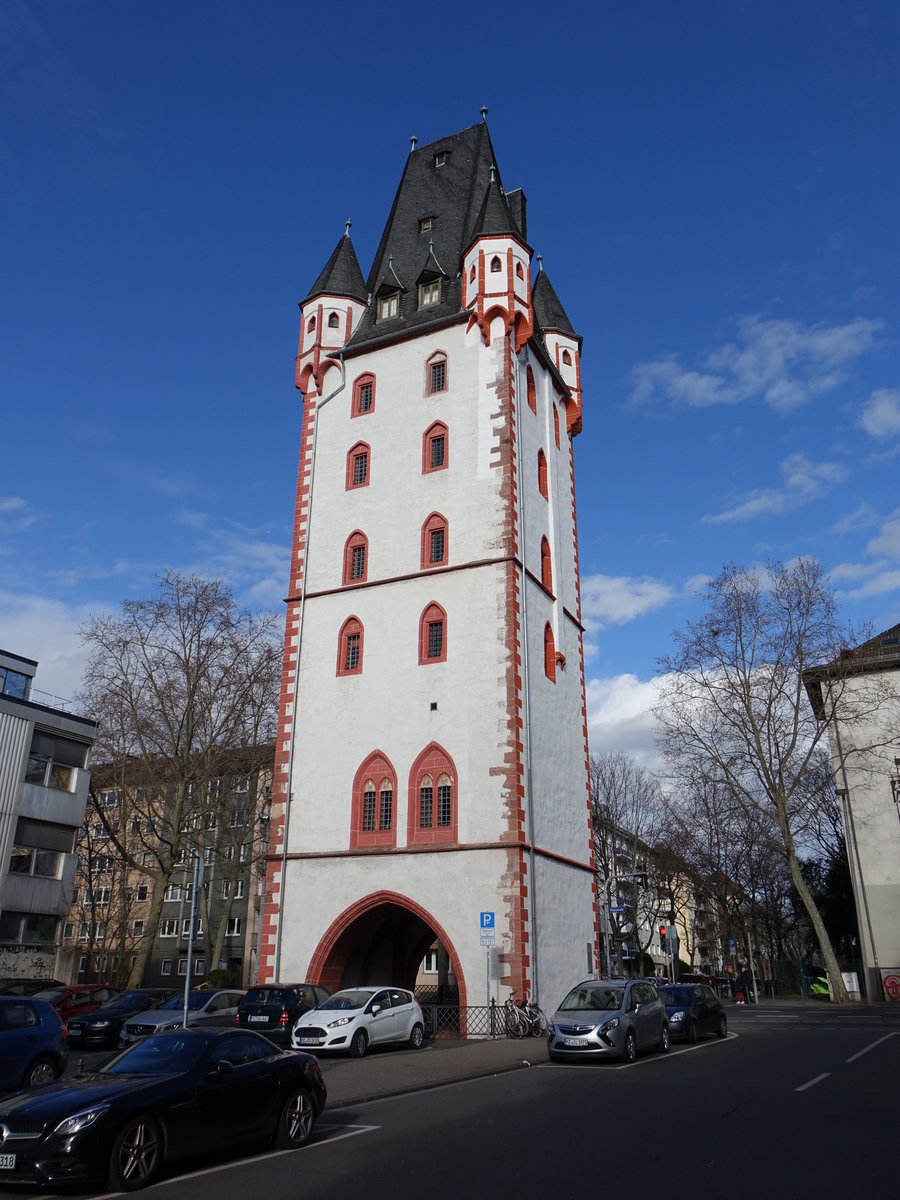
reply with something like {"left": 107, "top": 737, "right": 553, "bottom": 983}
{"left": 469, "top": 173, "right": 526, "bottom": 242}
{"left": 347, "top": 122, "right": 518, "bottom": 350}
{"left": 843, "top": 622, "right": 900, "bottom": 668}
{"left": 532, "top": 267, "right": 579, "bottom": 341}
{"left": 803, "top": 621, "right": 900, "bottom": 718}
{"left": 302, "top": 232, "right": 368, "bottom": 306}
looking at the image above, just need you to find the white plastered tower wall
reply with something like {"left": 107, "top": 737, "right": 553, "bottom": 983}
{"left": 260, "top": 122, "right": 598, "bottom": 1016}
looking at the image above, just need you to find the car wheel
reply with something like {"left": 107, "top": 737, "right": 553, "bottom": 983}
{"left": 350, "top": 1029, "right": 368, "bottom": 1058}
{"left": 687, "top": 1020, "right": 699, "bottom": 1044}
{"left": 657, "top": 1024, "right": 670, "bottom": 1054}
{"left": 107, "top": 1115, "right": 162, "bottom": 1191}
{"left": 623, "top": 1030, "right": 637, "bottom": 1064}
{"left": 408, "top": 1022, "right": 424, "bottom": 1049}
{"left": 275, "top": 1086, "right": 316, "bottom": 1148}
{"left": 717, "top": 1013, "right": 728, "bottom": 1039}
{"left": 24, "top": 1056, "right": 59, "bottom": 1088}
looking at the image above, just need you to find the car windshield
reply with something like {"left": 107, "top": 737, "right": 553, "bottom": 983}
{"left": 658, "top": 986, "right": 694, "bottom": 1004}
{"left": 33, "top": 988, "right": 67, "bottom": 1002}
{"left": 158, "top": 993, "right": 209, "bottom": 1011}
{"left": 559, "top": 985, "right": 624, "bottom": 1012}
{"left": 243, "top": 988, "right": 288, "bottom": 1006}
{"left": 315, "top": 990, "right": 371, "bottom": 1011}
{"left": 100, "top": 992, "right": 154, "bottom": 1011}
{"left": 102, "top": 1033, "right": 206, "bottom": 1076}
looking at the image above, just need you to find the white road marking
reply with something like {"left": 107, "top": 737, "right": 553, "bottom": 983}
{"left": 795, "top": 1072, "right": 830, "bottom": 1092}
{"left": 845, "top": 1031, "right": 899, "bottom": 1063}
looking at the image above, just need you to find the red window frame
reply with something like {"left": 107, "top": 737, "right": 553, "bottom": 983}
{"left": 544, "top": 623, "right": 556, "bottom": 682}
{"left": 421, "top": 513, "right": 448, "bottom": 569}
{"left": 342, "top": 530, "right": 368, "bottom": 585}
{"left": 352, "top": 374, "right": 376, "bottom": 417}
{"left": 423, "top": 421, "right": 448, "bottom": 474}
{"left": 350, "top": 752, "right": 397, "bottom": 849}
{"left": 540, "top": 537, "right": 553, "bottom": 593}
{"left": 336, "top": 616, "right": 364, "bottom": 677}
{"left": 407, "top": 742, "right": 458, "bottom": 846}
{"left": 426, "top": 351, "right": 448, "bottom": 396}
{"left": 346, "top": 441, "right": 371, "bottom": 490}
{"left": 419, "top": 602, "right": 447, "bottom": 664}
{"left": 537, "top": 449, "right": 548, "bottom": 499}
{"left": 526, "top": 366, "right": 536, "bottom": 414}
{"left": 553, "top": 404, "right": 560, "bottom": 449}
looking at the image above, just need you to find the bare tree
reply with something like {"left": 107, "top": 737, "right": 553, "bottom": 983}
{"left": 654, "top": 559, "right": 894, "bottom": 1003}
{"left": 76, "top": 572, "right": 281, "bottom": 986}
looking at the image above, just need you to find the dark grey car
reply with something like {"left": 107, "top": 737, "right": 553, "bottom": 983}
{"left": 547, "top": 978, "right": 669, "bottom": 1062}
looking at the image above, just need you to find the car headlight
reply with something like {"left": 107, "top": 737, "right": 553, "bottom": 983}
{"left": 326, "top": 1017, "right": 352, "bottom": 1029}
{"left": 670, "top": 1010, "right": 685, "bottom": 1022}
{"left": 54, "top": 1105, "right": 110, "bottom": 1136}
{"left": 599, "top": 1017, "right": 620, "bottom": 1033}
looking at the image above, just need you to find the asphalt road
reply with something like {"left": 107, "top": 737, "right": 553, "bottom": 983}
{"left": 6, "top": 1002, "right": 899, "bottom": 1198}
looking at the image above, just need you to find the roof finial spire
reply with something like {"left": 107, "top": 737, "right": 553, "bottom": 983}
{"left": 537, "top": 253, "right": 543, "bottom": 273}
{"left": 490, "top": 165, "right": 496, "bottom": 184}
{"left": 345, "top": 220, "right": 352, "bottom": 236}
{"left": 410, "top": 135, "right": 418, "bottom": 150}
{"left": 480, "top": 106, "right": 488, "bottom": 122}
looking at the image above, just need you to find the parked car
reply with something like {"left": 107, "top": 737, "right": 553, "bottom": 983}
{"left": 677, "top": 972, "right": 715, "bottom": 986}
{"left": 33, "top": 984, "right": 121, "bottom": 1024}
{"left": 66, "top": 989, "right": 178, "bottom": 1049}
{"left": 0, "top": 978, "right": 63, "bottom": 997}
{"left": 120, "top": 989, "right": 246, "bottom": 1046}
{"left": 546, "top": 978, "right": 669, "bottom": 1062}
{"left": 0, "top": 1027, "right": 326, "bottom": 1189}
{"left": 236, "top": 983, "right": 330, "bottom": 1047}
{"left": 0, "top": 996, "right": 68, "bottom": 1092}
{"left": 291, "top": 986, "right": 425, "bottom": 1057}
{"left": 656, "top": 983, "right": 728, "bottom": 1043}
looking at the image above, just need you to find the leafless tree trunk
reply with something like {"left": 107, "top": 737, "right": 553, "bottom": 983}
{"left": 654, "top": 559, "right": 895, "bottom": 1003}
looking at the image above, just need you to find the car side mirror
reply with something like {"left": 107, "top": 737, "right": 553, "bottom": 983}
{"left": 370, "top": 1004, "right": 381, "bottom": 1015}
{"left": 207, "top": 1060, "right": 234, "bottom": 1079}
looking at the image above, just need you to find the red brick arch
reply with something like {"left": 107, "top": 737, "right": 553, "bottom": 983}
{"left": 305, "top": 890, "right": 468, "bottom": 1007}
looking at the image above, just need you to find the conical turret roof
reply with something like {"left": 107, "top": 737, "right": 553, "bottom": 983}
{"left": 302, "top": 231, "right": 368, "bottom": 306}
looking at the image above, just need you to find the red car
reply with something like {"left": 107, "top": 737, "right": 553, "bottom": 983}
{"left": 33, "top": 983, "right": 121, "bottom": 1023}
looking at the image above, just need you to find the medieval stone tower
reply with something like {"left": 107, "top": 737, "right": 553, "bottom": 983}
{"left": 258, "top": 118, "right": 598, "bottom": 1018}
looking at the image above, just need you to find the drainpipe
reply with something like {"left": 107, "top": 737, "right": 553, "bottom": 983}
{"left": 514, "top": 344, "right": 538, "bottom": 1006}
{"left": 273, "top": 352, "right": 347, "bottom": 980}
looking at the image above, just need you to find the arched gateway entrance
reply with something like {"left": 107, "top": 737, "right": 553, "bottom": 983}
{"left": 306, "top": 890, "right": 468, "bottom": 1008}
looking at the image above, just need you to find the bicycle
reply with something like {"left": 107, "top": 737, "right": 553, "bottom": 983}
{"left": 504, "top": 992, "right": 546, "bottom": 1039}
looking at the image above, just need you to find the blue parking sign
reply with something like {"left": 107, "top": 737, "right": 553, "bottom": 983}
{"left": 480, "top": 912, "right": 495, "bottom": 930}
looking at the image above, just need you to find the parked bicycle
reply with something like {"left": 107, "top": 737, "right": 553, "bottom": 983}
{"left": 504, "top": 992, "right": 547, "bottom": 1039}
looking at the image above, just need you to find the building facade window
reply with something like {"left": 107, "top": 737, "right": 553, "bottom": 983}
{"left": 328, "top": 312, "right": 340, "bottom": 328}
{"left": 421, "top": 513, "right": 448, "bottom": 569}
{"left": 377, "top": 292, "right": 399, "bottom": 320}
{"left": 408, "top": 742, "right": 458, "bottom": 845}
{"left": 418, "top": 279, "right": 441, "bottom": 308}
{"left": 541, "top": 536, "right": 553, "bottom": 592}
{"left": 419, "top": 602, "right": 447, "bottom": 664}
{"left": 350, "top": 751, "right": 398, "bottom": 849}
{"left": 353, "top": 374, "right": 376, "bottom": 416}
{"left": 562, "top": 349, "right": 572, "bottom": 365}
{"left": 426, "top": 352, "right": 448, "bottom": 395}
{"left": 342, "top": 531, "right": 368, "bottom": 585}
{"left": 423, "top": 421, "right": 448, "bottom": 473}
{"left": 490, "top": 256, "right": 502, "bottom": 272}
{"left": 526, "top": 366, "right": 536, "bottom": 414}
{"left": 537, "top": 449, "right": 548, "bottom": 499}
{"left": 544, "top": 623, "right": 557, "bottom": 682}
{"left": 337, "top": 616, "right": 364, "bottom": 676}
{"left": 554, "top": 404, "right": 560, "bottom": 449}
{"left": 346, "top": 441, "right": 370, "bottom": 490}
{"left": 307, "top": 316, "right": 315, "bottom": 333}
{"left": 226, "top": 918, "right": 242, "bottom": 937}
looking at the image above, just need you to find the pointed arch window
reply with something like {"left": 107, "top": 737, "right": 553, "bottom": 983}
{"left": 351, "top": 751, "right": 397, "bottom": 849}
{"left": 553, "top": 404, "right": 560, "bottom": 449}
{"left": 540, "top": 537, "right": 553, "bottom": 593}
{"left": 337, "top": 616, "right": 364, "bottom": 676}
{"left": 419, "top": 602, "right": 447, "bottom": 664}
{"left": 537, "top": 449, "right": 548, "bottom": 499}
{"left": 469, "top": 264, "right": 476, "bottom": 283}
{"left": 328, "top": 312, "right": 340, "bottom": 328}
{"left": 544, "top": 623, "right": 557, "bottom": 682}
{"left": 342, "top": 530, "right": 368, "bottom": 585}
{"left": 408, "top": 742, "right": 458, "bottom": 845}
{"left": 562, "top": 349, "right": 572, "bottom": 365}
{"left": 490, "top": 256, "right": 502, "bottom": 273}
{"left": 516, "top": 262, "right": 524, "bottom": 279}
{"left": 307, "top": 316, "right": 316, "bottom": 333}
{"left": 346, "top": 441, "right": 370, "bottom": 490}
{"left": 426, "top": 351, "right": 448, "bottom": 395}
{"left": 421, "top": 513, "right": 448, "bottom": 569}
{"left": 526, "top": 366, "right": 536, "bottom": 414}
{"left": 352, "top": 374, "right": 375, "bottom": 417}
{"left": 423, "top": 421, "right": 448, "bottom": 473}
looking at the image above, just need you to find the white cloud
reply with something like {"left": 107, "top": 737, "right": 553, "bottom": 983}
{"left": 581, "top": 573, "right": 676, "bottom": 627}
{"left": 867, "top": 508, "right": 900, "bottom": 559}
{"left": 831, "top": 504, "right": 881, "bottom": 535}
{"left": 703, "top": 453, "right": 847, "bottom": 524}
{"left": 858, "top": 387, "right": 900, "bottom": 440}
{"left": 0, "top": 590, "right": 105, "bottom": 704}
{"left": 630, "top": 315, "right": 882, "bottom": 413}
{"left": 586, "top": 673, "right": 663, "bottom": 770}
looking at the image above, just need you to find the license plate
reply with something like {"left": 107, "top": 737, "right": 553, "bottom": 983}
{"left": 299, "top": 1036, "right": 320, "bottom": 1045}
{"left": 0, "top": 1155, "right": 15, "bottom": 1169}
{"left": 563, "top": 1037, "right": 588, "bottom": 1047}
{"left": 248, "top": 1015, "right": 268, "bottom": 1023}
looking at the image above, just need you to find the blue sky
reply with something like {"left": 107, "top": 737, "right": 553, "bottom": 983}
{"left": 2, "top": 1, "right": 899, "bottom": 763}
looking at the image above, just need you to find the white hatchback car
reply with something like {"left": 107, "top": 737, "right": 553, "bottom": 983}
{"left": 291, "top": 986, "right": 425, "bottom": 1057}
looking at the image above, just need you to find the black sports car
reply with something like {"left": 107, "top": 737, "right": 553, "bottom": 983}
{"left": 0, "top": 1027, "right": 326, "bottom": 1189}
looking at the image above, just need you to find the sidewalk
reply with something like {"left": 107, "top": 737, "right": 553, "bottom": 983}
{"left": 320, "top": 1035, "right": 539, "bottom": 1109}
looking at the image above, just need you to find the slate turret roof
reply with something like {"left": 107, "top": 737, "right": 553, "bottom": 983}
{"left": 302, "top": 231, "right": 368, "bottom": 306}
{"left": 532, "top": 266, "right": 580, "bottom": 344}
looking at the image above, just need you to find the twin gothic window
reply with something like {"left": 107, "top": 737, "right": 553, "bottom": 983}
{"left": 350, "top": 744, "right": 458, "bottom": 849}
{"left": 335, "top": 603, "right": 447, "bottom": 677}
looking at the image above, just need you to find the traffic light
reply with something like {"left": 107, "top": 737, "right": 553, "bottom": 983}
{"left": 659, "top": 925, "right": 666, "bottom": 949}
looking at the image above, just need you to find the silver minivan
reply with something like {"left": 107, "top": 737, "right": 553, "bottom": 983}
{"left": 547, "top": 978, "right": 669, "bottom": 1062}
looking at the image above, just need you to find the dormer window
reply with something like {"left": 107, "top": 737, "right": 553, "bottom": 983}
{"left": 434, "top": 152, "right": 447, "bottom": 167}
{"left": 418, "top": 279, "right": 441, "bottom": 308}
{"left": 377, "top": 292, "right": 399, "bottom": 320}
{"left": 419, "top": 217, "right": 434, "bottom": 233}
